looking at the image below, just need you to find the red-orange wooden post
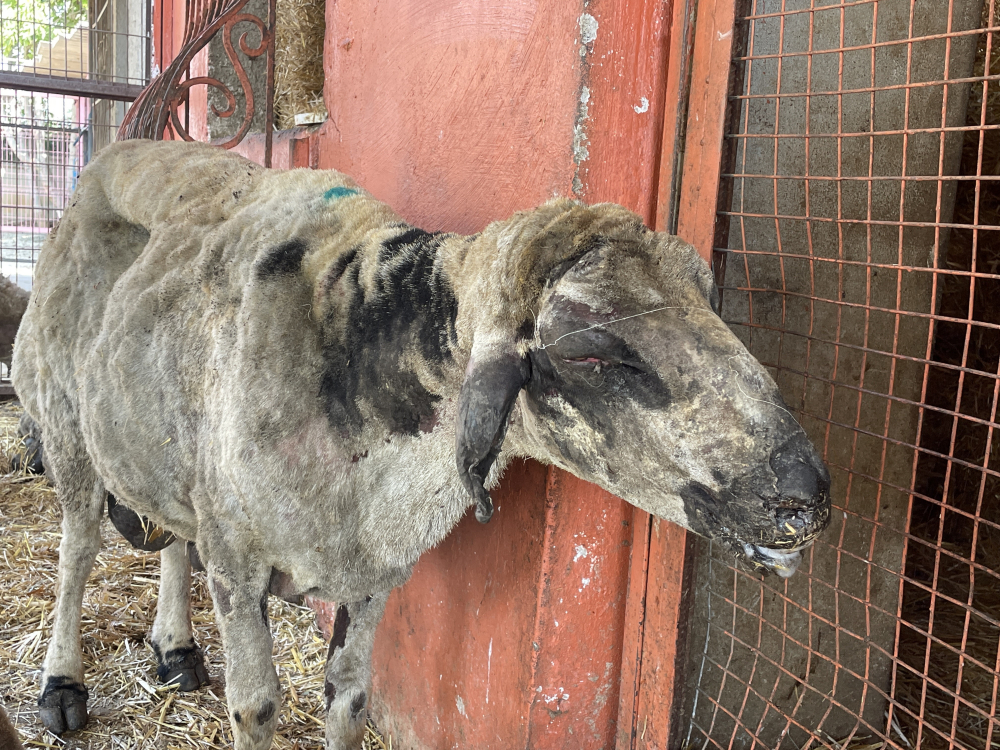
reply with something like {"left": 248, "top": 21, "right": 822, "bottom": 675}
{"left": 618, "top": 0, "right": 743, "bottom": 746}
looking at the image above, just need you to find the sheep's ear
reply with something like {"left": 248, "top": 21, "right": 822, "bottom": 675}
{"left": 456, "top": 351, "right": 531, "bottom": 524}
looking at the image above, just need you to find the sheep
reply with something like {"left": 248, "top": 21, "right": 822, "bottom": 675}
{"left": 0, "top": 274, "right": 27, "bottom": 373}
{"left": 0, "top": 704, "right": 24, "bottom": 750}
{"left": 0, "top": 277, "right": 42, "bottom": 475}
{"left": 11, "top": 413, "right": 44, "bottom": 475}
{"left": 12, "top": 139, "right": 831, "bottom": 750}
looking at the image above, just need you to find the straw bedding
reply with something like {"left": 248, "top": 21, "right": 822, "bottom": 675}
{"left": 0, "top": 403, "right": 388, "bottom": 749}
{"left": 274, "top": 0, "right": 327, "bottom": 130}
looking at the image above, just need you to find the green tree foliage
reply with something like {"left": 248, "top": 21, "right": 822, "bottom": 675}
{"left": 0, "top": 0, "right": 88, "bottom": 63}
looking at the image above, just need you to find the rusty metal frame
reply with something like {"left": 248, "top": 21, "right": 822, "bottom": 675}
{"left": 119, "top": 0, "right": 275, "bottom": 166}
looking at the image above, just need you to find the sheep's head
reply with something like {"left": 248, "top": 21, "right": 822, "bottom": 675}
{"left": 456, "top": 203, "right": 831, "bottom": 578}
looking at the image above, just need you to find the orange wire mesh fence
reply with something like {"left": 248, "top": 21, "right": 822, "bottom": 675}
{"left": 680, "top": 0, "right": 1000, "bottom": 748}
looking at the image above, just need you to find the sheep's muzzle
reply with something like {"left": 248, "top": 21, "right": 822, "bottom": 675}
{"left": 687, "top": 433, "right": 832, "bottom": 579}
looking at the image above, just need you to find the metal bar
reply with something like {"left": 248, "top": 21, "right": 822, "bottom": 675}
{"left": 674, "top": 0, "right": 740, "bottom": 264}
{"left": 263, "top": 0, "right": 274, "bottom": 168}
{"left": 0, "top": 121, "right": 84, "bottom": 134}
{"left": 654, "top": 0, "right": 698, "bottom": 235}
{"left": 730, "top": 25, "right": 989, "bottom": 60}
{"left": 0, "top": 72, "right": 145, "bottom": 101}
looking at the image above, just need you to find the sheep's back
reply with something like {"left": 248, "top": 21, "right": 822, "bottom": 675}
{"left": 14, "top": 139, "right": 470, "bottom": 593}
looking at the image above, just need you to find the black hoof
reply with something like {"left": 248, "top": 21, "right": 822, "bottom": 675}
{"left": 11, "top": 436, "right": 44, "bottom": 474}
{"left": 38, "top": 676, "right": 89, "bottom": 734}
{"left": 154, "top": 645, "right": 210, "bottom": 691}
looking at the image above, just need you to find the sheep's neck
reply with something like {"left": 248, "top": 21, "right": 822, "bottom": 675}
{"left": 316, "top": 223, "right": 463, "bottom": 438}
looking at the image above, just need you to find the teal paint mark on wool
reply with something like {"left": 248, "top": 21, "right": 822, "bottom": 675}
{"left": 324, "top": 186, "right": 359, "bottom": 201}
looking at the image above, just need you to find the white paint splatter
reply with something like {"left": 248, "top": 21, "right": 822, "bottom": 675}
{"left": 581, "top": 577, "right": 591, "bottom": 588}
{"left": 486, "top": 638, "right": 493, "bottom": 705}
{"left": 717, "top": 29, "right": 732, "bottom": 41}
{"left": 573, "top": 86, "right": 591, "bottom": 165}
{"left": 579, "top": 13, "right": 598, "bottom": 45}
{"left": 574, "top": 544, "right": 589, "bottom": 562}
{"left": 542, "top": 688, "right": 571, "bottom": 705}
{"left": 456, "top": 695, "right": 467, "bottom": 718}
{"left": 634, "top": 97, "right": 649, "bottom": 114}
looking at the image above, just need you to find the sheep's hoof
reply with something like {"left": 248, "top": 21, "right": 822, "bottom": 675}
{"left": 11, "top": 437, "right": 44, "bottom": 474}
{"left": 155, "top": 646, "right": 210, "bottom": 691}
{"left": 37, "top": 676, "right": 89, "bottom": 734}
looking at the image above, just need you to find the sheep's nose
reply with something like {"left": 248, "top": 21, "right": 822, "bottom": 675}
{"left": 775, "top": 505, "right": 815, "bottom": 536}
{"left": 769, "top": 435, "right": 830, "bottom": 504}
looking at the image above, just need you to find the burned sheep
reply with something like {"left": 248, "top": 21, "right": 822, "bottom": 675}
{"left": 12, "top": 140, "right": 831, "bottom": 750}
{"left": 0, "top": 275, "right": 45, "bottom": 476}
{"left": 0, "top": 274, "right": 27, "bottom": 373}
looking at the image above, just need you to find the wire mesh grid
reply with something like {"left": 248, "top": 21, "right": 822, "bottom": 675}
{"left": 2, "top": 0, "right": 150, "bottom": 87}
{"left": 682, "top": 0, "right": 1000, "bottom": 748}
{"left": 0, "top": 90, "right": 117, "bottom": 292}
{"left": 0, "top": 0, "right": 150, "bottom": 388}
{"left": 2, "top": 91, "right": 77, "bottom": 288}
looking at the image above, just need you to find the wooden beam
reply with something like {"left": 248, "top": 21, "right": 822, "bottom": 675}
{"left": 0, "top": 72, "right": 144, "bottom": 102}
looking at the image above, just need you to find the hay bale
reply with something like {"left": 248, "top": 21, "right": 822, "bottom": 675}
{"left": 274, "top": 0, "right": 328, "bottom": 130}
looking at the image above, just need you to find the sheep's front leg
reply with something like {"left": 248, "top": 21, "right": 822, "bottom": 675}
{"left": 37, "top": 478, "right": 105, "bottom": 734}
{"left": 150, "top": 540, "right": 209, "bottom": 690}
{"left": 324, "top": 592, "right": 389, "bottom": 750}
{"left": 207, "top": 558, "right": 280, "bottom": 750}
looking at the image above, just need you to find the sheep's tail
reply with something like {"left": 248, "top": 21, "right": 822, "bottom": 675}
{"left": 81, "top": 139, "right": 263, "bottom": 234}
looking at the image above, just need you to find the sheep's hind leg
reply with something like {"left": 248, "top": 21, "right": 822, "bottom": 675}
{"left": 323, "top": 592, "right": 389, "bottom": 750}
{"left": 150, "top": 540, "right": 209, "bottom": 691}
{"left": 206, "top": 554, "right": 280, "bottom": 750}
{"left": 37, "top": 471, "right": 105, "bottom": 734}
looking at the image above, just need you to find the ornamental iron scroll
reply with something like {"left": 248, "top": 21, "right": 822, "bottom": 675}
{"left": 118, "top": 0, "right": 275, "bottom": 167}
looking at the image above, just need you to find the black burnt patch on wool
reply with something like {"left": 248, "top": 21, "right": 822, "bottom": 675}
{"left": 328, "top": 605, "right": 351, "bottom": 655}
{"left": 350, "top": 691, "right": 367, "bottom": 719}
{"left": 320, "top": 226, "right": 458, "bottom": 436}
{"left": 323, "top": 244, "right": 362, "bottom": 294}
{"left": 256, "top": 700, "right": 275, "bottom": 725}
{"left": 324, "top": 681, "right": 337, "bottom": 709}
{"left": 256, "top": 238, "right": 308, "bottom": 279}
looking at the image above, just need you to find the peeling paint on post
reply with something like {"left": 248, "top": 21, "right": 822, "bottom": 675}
{"left": 572, "top": 11, "right": 598, "bottom": 198}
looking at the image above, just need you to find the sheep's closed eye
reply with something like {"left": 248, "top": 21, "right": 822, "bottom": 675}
{"left": 561, "top": 355, "right": 646, "bottom": 378}
{"left": 562, "top": 356, "right": 613, "bottom": 375}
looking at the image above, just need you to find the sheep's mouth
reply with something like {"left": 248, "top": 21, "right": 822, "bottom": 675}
{"left": 742, "top": 543, "right": 807, "bottom": 578}
{"left": 736, "top": 523, "right": 826, "bottom": 578}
